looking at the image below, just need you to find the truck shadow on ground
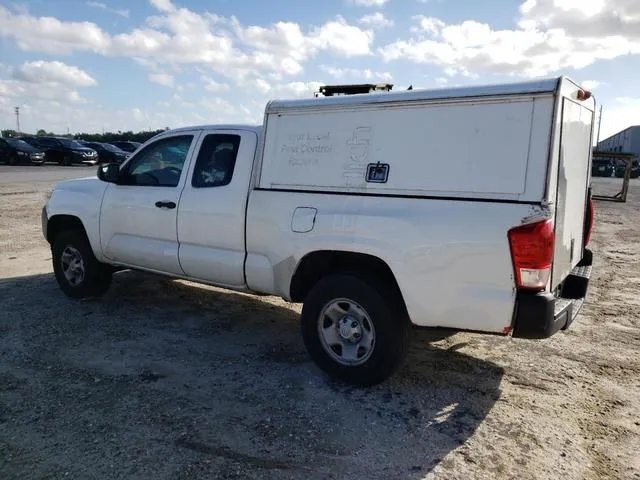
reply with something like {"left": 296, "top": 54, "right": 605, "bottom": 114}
{"left": 0, "top": 270, "right": 504, "bottom": 479}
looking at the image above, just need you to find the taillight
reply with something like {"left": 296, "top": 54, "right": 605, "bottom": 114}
{"left": 584, "top": 196, "right": 594, "bottom": 246}
{"left": 508, "top": 219, "right": 555, "bottom": 291}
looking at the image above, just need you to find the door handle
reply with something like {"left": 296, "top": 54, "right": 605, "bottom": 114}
{"left": 155, "top": 201, "right": 176, "bottom": 209}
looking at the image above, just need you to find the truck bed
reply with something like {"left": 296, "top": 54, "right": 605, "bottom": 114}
{"left": 245, "top": 190, "right": 536, "bottom": 333}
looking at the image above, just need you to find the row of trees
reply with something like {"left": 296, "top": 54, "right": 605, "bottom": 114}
{"left": 75, "top": 128, "right": 169, "bottom": 143}
{"left": 1, "top": 128, "right": 169, "bottom": 143}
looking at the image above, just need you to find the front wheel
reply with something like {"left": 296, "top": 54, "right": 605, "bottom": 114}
{"left": 52, "top": 229, "right": 112, "bottom": 299}
{"left": 301, "top": 272, "right": 410, "bottom": 386}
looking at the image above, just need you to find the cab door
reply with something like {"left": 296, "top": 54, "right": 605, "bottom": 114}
{"left": 99, "top": 130, "right": 201, "bottom": 274}
{"left": 177, "top": 129, "right": 258, "bottom": 287}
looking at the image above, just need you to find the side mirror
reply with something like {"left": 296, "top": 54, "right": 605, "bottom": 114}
{"left": 97, "top": 162, "right": 121, "bottom": 184}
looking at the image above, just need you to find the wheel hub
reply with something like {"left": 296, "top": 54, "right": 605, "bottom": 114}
{"left": 317, "top": 298, "right": 376, "bottom": 367}
{"left": 61, "top": 246, "right": 85, "bottom": 286}
{"left": 338, "top": 316, "right": 362, "bottom": 343}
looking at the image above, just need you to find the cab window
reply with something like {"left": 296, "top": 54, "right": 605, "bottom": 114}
{"left": 191, "top": 134, "right": 241, "bottom": 188}
{"left": 120, "top": 135, "right": 193, "bottom": 187}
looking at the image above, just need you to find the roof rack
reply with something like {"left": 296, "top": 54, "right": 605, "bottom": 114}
{"left": 315, "top": 83, "right": 394, "bottom": 97}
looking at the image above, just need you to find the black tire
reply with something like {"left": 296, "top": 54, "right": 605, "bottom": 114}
{"left": 52, "top": 229, "right": 112, "bottom": 299}
{"left": 301, "top": 272, "right": 410, "bottom": 386}
{"left": 61, "top": 155, "right": 72, "bottom": 166}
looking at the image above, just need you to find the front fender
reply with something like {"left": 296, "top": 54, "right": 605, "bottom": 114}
{"left": 45, "top": 177, "right": 109, "bottom": 262}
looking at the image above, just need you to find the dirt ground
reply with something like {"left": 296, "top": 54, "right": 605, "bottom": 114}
{"left": 0, "top": 170, "right": 638, "bottom": 480}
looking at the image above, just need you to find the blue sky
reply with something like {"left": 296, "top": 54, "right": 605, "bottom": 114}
{"left": 0, "top": 0, "right": 638, "bottom": 140}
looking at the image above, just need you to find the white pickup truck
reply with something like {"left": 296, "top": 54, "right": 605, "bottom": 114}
{"left": 42, "top": 76, "right": 595, "bottom": 386}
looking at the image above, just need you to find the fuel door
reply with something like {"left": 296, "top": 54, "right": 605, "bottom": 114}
{"left": 291, "top": 207, "right": 317, "bottom": 233}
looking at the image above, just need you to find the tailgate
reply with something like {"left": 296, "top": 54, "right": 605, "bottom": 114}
{"left": 551, "top": 98, "right": 593, "bottom": 289}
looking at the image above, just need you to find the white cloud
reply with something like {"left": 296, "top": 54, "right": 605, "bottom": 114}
{"left": 320, "top": 65, "right": 393, "bottom": 82}
{"left": 0, "top": 6, "right": 111, "bottom": 55}
{"left": 443, "top": 67, "right": 457, "bottom": 77}
{"left": 270, "top": 81, "right": 325, "bottom": 98}
{"left": 410, "top": 15, "right": 445, "bottom": 34}
{"left": 201, "top": 76, "right": 230, "bottom": 92}
{"left": 253, "top": 78, "right": 272, "bottom": 94}
{"left": 307, "top": 17, "right": 373, "bottom": 57}
{"left": 581, "top": 80, "right": 601, "bottom": 90}
{"left": 86, "top": 1, "right": 129, "bottom": 18}
{"left": 0, "top": 79, "right": 89, "bottom": 106}
{"left": 517, "top": 0, "right": 640, "bottom": 39}
{"left": 359, "top": 12, "right": 394, "bottom": 28}
{"left": 243, "top": 79, "right": 325, "bottom": 99}
{"left": 199, "top": 97, "right": 259, "bottom": 124}
{"left": 149, "top": 0, "right": 175, "bottom": 13}
{"left": 201, "top": 97, "right": 236, "bottom": 115}
{"left": 0, "top": 4, "right": 373, "bottom": 83}
{"left": 379, "top": 0, "right": 640, "bottom": 77}
{"left": 149, "top": 72, "right": 174, "bottom": 87}
{"left": 0, "top": 61, "right": 98, "bottom": 131}
{"left": 349, "top": 0, "right": 390, "bottom": 6}
{"left": 12, "top": 60, "right": 97, "bottom": 87}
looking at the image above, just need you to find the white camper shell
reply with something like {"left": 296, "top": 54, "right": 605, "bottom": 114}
{"left": 258, "top": 76, "right": 595, "bottom": 295}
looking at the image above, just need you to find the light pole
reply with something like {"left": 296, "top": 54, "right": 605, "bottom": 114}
{"left": 14, "top": 106, "right": 20, "bottom": 133}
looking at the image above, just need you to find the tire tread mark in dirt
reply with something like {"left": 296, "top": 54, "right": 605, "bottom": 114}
{"left": 174, "top": 437, "right": 322, "bottom": 473}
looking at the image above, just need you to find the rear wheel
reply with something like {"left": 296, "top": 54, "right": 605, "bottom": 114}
{"left": 60, "top": 154, "right": 72, "bottom": 166}
{"left": 301, "top": 272, "right": 410, "bottom": 386}
{"left": 52, "top": 229, "right": 112, "bottom": 299}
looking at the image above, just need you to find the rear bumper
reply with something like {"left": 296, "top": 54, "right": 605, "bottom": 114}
{"left": 512, "top": 249, "right": 593, "bottom": 339}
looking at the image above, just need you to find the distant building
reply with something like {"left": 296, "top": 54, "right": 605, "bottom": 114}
{"left": 597, "top": 126, "right": 640, "bottom": 157}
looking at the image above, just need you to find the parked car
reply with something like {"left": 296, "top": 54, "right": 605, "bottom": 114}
{"left": 81, "top": 141, "right": 130, "bottom": 164}
{"left": 0, "top": 137, "right": 46, "bottom": 165}
{"left": 42, "top": 76, "right": 595, "bottom": 386}
{"left": 107, "top": 141, "right": 142, "bottom": 153}
{"left": 592, "top": 158, "right": 615, "bottom": 177}
{"left": 22, "top": 136, "right": 98, "bottom": 166}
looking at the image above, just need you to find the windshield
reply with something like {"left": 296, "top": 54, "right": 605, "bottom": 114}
{"left": 102, "top": 143, "right": 124, "bottom": 152}
{"left": 6, "top": 139, "right": 32, "bottom": 148}
{"left": 59, "top": 138, "right": 85, "bottom": 149}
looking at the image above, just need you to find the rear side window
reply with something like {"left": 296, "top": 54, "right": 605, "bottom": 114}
{"left": 191, "top": 134, "right": 241, "bottom": 188}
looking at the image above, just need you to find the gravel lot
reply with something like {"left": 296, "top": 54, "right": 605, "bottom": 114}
{"left": 0, "top": 166, "right": 638, "bottom": 480}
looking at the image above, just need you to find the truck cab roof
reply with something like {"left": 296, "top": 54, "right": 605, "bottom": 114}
{"left": 158, "top": 124, "right": 262, "bottom": 135}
